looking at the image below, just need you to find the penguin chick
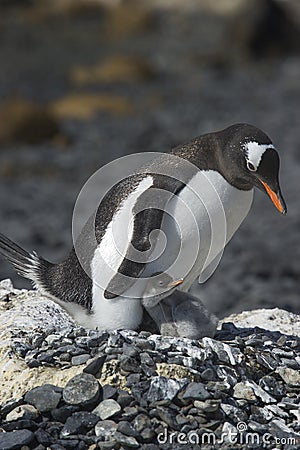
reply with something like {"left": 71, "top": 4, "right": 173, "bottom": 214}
{"left": 142, "top": 273, "right": 218, "bottom": 339}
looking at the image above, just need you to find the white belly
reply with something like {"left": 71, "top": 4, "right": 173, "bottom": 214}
{"left": 90, "top": 170, "right": 253, "bottom": 330}
{"left": 144, "top": 170, "right": 253, "bottom": 291}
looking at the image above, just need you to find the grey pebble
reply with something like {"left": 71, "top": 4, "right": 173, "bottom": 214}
{"left": 182, "top": 382, "right": 210, "bottom": 401}
{"left": 0, "top": 429, "right": 34, "bottom": 450}
{"left": 63, "top": 373, "right": 100, "bottom": 406}
{"left": 61, "top": 411, "right": 99, "bottom": 436}
{"left": 93, "top": 399, "right": 121, "bottom": 420}
{"left": 71, "top": 353, "right": 91, "bottom": 366}
{"left": 24, "top": 385, "right": 61, "bottom": 413}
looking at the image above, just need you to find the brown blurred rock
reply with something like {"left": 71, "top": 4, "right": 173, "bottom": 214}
{"left": 0, "top": 98, "right": 61, "bottom": 145}
{"left": 50, "top": 93, "right": 135, "bottom": 119}
{"left": 21, "top": 0, "right": 106, "bottom": 22}
{"left": 103, "top": 0, "right": 157, "bottom": 40}
{"left": 228, "top": 0, "right": 300, "bottom": 60}
{"left": 70, "top": 55, "right": 156, "bottom": 85}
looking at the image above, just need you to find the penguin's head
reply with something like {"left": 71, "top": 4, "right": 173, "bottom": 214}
{"left": 219, "top": 123, "right": 287, "bottom": 214}
{"left": 142, "top": 273, "right": 183, "bottom": 308}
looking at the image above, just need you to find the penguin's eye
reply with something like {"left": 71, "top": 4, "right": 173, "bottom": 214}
{"left": 158, "top": 280, "right": 164, "bottom": 286}
{"left": 246, "top": 161, "right": 257, "bottom": 172}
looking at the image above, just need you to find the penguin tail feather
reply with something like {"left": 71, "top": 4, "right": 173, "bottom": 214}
{"left": 0, "top": 233, "right": 51, "bottom": 289}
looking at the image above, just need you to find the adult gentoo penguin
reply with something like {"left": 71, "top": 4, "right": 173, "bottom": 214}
{"left": 0, "top": 123, "right": 287, "bottom": 331}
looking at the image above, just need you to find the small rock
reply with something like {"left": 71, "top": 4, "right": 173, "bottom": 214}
{"left": 148, "top": 376, "right": 186, "bottom": 402}
{"left": 71, "top": 353, "right": 91, "bottom": 366}
{"left": 61, "top": 411, "right": 99, "bottom": 436}
{"left": 114, "top": 431, "right": 139, "bottom": 448}
{"left": 276, "top": 367, "right": 300, "bottom": 386}
{"left": 93, "top": 399, "right": 121, "bottom": 420}
{"left": 5, "top": 405, "right": 39, "bottom": 422}
{"left": 220, "top": 403, "right": 248, "bottom": 422}
{"left": 102, "top": 384, "right": 118, "bottom": 400}
{"left": 201, "top": 367, "right": 216, "bottom": 381}
{"left": 63, "top": 373, "right": 100, "bottom": 407}
{"left": 133, "top": 413, "right": 152, "bottom": 432}
{"left": 233, "top": 381, "right": 257, "bottom": 402}
{"left": 182, "top": 382, "right": 210, "bottom": 401}
{"left": 202, "top": 337, "right": 243, "bottom": 365}
{"left": 51, "top": 405, "right": 78, "bottom": 423}
{"left": 24, "top": 385, "right": 61, "bottom": 412}
{"left": 0, "top": 429, "right": 34, "bottom": 449}
{"left": 83, "top": 355, "right": 106, "bottom": 377}
{"left": 117, "top": 420, "right": 137, "bottom": 437}
{"left": 194, "top": 399, "right": 220, "bottom": 412}
{"left": 94, "top": 419, "right": 117, "bottom": 438}
{"left": 117, "top": 390, "right": 133, "bottom": 408}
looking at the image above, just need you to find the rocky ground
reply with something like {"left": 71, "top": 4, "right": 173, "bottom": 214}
{"left": 0, "top": 282, "right": 300, "bottom": 449}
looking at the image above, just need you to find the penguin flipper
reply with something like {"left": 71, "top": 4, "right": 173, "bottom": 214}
{"left": 104, "top": 206, "right": 164, "bottom": 299}
{"left": 104, "top": 174, "right": 184, "bottom": 299}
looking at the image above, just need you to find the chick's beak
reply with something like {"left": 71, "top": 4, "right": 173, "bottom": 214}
{"left": 260, "top": 180, "right": 287, "bottom": 215}
{"left": 168, "top": 278, "right": 184, "bottom": 288}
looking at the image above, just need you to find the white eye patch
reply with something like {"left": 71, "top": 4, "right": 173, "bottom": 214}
{"left": 244, "top": 141, "right": 274, "bottom": 171}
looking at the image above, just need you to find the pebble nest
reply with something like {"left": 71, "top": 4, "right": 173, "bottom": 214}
{"left": 1, "top": 322, "right": 300, "bottom": 449}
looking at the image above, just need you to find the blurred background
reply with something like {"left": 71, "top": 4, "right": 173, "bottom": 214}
{"left": 0, "top": 0, "right": 299, "bottom": 318}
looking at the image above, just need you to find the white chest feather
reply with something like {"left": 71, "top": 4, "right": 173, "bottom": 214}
{"left": 90, "top": 175, "right": 153, "bottom": 330}
{"left": 144, "top": 170, "right": 253, "bottom": 290}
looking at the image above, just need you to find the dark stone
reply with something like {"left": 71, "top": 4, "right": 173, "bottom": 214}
{"left": 34, "top": 428, "right": 53, "bottom": 446}
{"left": 63, "top": 373, "right": 100, "bottom": 407}
{"left": 200, "top": 368, "right": 216, "bottom": 381}
{"left": 102, "top": 384, "right": 118, "bottom": 400}
{"left": 43, "top": 421, "right": 64, "bottom": 440}
{"left": 51, "top": 405, "right": 79, "bottom": 423}
{"left": 12, "top": 342, "right": 32, "bottom": 358}
{"left": 1, "top": 419, "right": 38, "bottom": 432}
{"left": 117, "top": 390, "right": 133, "bottom": 408}
{"left": 140, "top": 427, "right": 156, "bottom": 442}
{"left": 259, "top": 375, "right": 286, "bottom": 398}
{"left": 24, "top": 385, "right": 61, "bottom": 412}
{"left": 83, "top": 355, "right": 106, "bottom": 377}
{"left": 71, "top": 354, "right": 91, "bottom": 366}
{"left": 114, "top": 431, "right": 139, "bottom": 448}
{"left": 55, "top": 439, "right": 79, "bottom": 449}
{"left": 181, "top": 382, "right": 210, "bottom": 401}
{"left": 134, "top": 339, "right": 155, "bottom": 351}
{"left": 122, "top": 406, "right": 139, "bottom": 420}
{"left": 133, "top": 414, "right": 151, "bottom": 433}
{"left": 117, "top": 420, "right": 137, "bottom": 437}
{"left": 37, "top": 351, "right": 56, "bottom": 365}
{"left": 126, "top": 373, "right": 141, "bottom": 387}
{"left": 122, "top": 343, "right": 139, "bottom": 357}
{"left": 154, "top": 406, "right": 178, "bottom": 429}
{"left": 141, "top": 364, "right": 157, "bottom": 377}
{"left": 61, "top": 411, "right": 99, "bottom": 436}
{"left": 119, "top": 355, "right": 140, "bottom": 373}
{"left": 0, "top": 429, "right": 34, "bottom": 449}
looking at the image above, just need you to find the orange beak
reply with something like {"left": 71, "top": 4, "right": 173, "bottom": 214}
{"left": 168, "top": 278, "right": 184, "bottom": 288}
{"left": 260, "top": 180, "right": 287, "bottom": 214}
